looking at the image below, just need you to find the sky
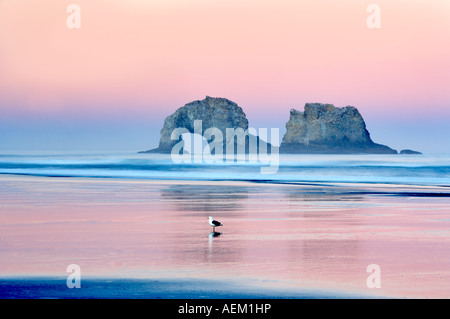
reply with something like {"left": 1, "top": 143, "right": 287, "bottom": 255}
{"left": 0, "top": 0, "right": 449, "bottom": 153}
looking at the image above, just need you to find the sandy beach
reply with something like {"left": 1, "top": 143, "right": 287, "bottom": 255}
{"left": 1, "top": 174, "right": 449, "bottom": 298}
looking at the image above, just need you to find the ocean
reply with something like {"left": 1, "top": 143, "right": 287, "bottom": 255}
{"left": 1, "top": 151, "right": 450, "bottom": 298}
{"left": 1, "top": 152, "right": 450, "bottom": 186}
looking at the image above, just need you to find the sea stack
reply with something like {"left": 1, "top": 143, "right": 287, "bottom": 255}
{"left": 279, "top": 103, "right": 397, "bottom": 154}
{"left": 400, "top": 149, "right": 422, "bottom": 155}
{"left": 140, "top": 96, "right": 273, "bottom": 154}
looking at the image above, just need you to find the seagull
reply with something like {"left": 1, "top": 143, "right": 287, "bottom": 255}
{"left": 208, "top": 216, "right": 223, "bottom": 232}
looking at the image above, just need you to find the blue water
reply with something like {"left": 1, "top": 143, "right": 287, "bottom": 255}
{"left": 0, "top": 151, "right": 449, "bottom": 186}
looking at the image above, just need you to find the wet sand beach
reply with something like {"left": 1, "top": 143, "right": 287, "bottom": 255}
{"left": 1, "top": 175, "right": 450, "bottom": 298}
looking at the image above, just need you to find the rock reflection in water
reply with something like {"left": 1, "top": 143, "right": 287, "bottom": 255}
{"left": 160, "top": 184, "right": 248, "bottom": 212}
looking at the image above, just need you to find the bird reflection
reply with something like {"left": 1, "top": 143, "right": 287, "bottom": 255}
{"left": 208, "top": 231, "right": 222, "bottom": 252}
{"left": 209, "top": 231, "right": 222, "bottom": 239}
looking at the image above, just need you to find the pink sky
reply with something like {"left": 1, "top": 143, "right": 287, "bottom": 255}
{"left": 0, "top": 0, "right": 449, "bottom": 151}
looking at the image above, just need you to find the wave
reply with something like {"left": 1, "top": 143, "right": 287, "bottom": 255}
{"left": 0, "top": 153, "right": 449, "bottom": 186}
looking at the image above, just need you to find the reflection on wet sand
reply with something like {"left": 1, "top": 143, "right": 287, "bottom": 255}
{"left": 209, "top": 231, "right": 222, "bottom": 239}
{"left": 208, "top": 232, "right": 222, "bottom": 255}
{"left": 1, "top": 176, "right": 450, "bottom": 298}
{"left": 160, "top": 184, "right": 248, "bottom": 212}
{"left": 286, "top": 189, "right": 364, "bottom": 202}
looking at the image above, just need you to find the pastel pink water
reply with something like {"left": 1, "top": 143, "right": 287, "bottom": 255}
{"left": 1, "top": 176, "right": 449, "bottom": 298}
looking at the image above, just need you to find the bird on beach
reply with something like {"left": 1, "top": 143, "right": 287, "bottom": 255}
{"left": 208, "top": 216, "right": 223, "bottom": 232}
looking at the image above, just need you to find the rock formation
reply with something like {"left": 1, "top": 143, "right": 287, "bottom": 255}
{"left": 279, "top": 103, "right": 397, "bottom": 154}
{"left": 141, "top": 98, "right": 415, "bottom": 155}
{"left": 400, "top": 149, "right": 422, "bottom": 155}
{"left": 140, "top": 96, "right": 273, "bottom": 154}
